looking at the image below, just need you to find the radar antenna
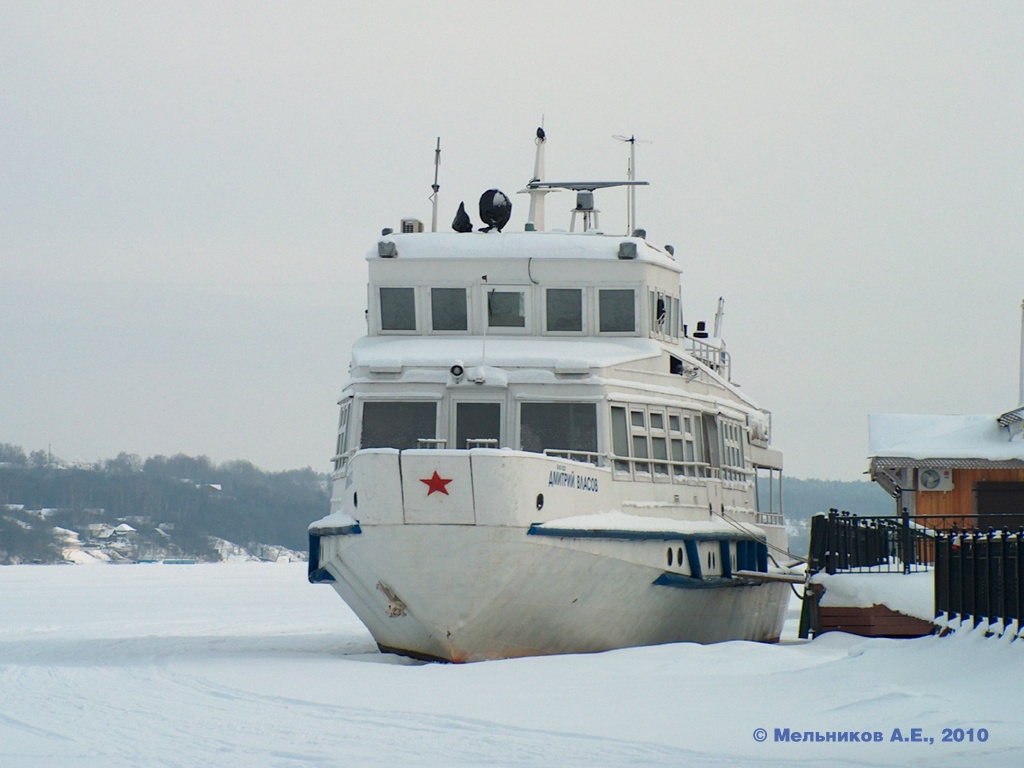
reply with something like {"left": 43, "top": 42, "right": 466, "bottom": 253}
{"left": 521, "top": 129, "right": 649, "bottom": 233}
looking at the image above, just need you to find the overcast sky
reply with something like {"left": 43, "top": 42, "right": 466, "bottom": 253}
{"left": 2, "top": 2, "right": 1022, "bottom": 481}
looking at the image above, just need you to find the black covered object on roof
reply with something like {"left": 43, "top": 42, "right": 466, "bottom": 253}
{"left": 478, "top": 189, "right": 511, "bottom": 232}
{"left": 452, "top": 201, "right": 473, "bottom": 233}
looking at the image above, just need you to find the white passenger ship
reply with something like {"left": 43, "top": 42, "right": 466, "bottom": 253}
{"left": 310, "top": 131, "right": 793, "bottom": 662}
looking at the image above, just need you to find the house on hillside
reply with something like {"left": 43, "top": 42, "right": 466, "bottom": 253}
{"left": 868, "top": 406, "right": 1024, "bottom": 530}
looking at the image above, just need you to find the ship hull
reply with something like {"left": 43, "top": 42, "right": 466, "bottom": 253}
{"left": 313, "top": 523, "right": 790, "bottom": 662}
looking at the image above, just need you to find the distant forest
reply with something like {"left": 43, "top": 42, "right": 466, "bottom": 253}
{"left": 779, "top": 477, "right": 893, "bottom": 520}
{"left": 0, "top": 443, "right": 329, "bottom": 564}
{"left": 0, "top": 442, "right": 893, "bottom": 564}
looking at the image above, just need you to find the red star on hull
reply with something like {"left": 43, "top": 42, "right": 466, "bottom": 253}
{"left": 420, "top": 470, "right": 453, "bottom": 496}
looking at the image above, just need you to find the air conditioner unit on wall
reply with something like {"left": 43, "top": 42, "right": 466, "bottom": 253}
{"left": 918, "top": 468, "right": 954, "bottom": 492}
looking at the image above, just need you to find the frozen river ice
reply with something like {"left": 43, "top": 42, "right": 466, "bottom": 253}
{"left": 1, "top": 562, "right": 1020, "bottom": 767}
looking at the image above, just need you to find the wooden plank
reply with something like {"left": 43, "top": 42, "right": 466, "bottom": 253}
{"left": 818, "top": 604, "right": 933, "bottom": 638}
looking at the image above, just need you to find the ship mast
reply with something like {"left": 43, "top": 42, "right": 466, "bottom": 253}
{"left": 429, "top": 137, "right": 441, "bottom": 232}
{"left": 523, "top": 126, "right": 552, "bottom": 231}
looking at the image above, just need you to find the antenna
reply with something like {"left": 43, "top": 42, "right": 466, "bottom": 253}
{"left": 430, "top": 137, "right": 441, "bottom": 232}
{"left": 614, "top": 134, "right": 651, "bottom": 235}
{"left": 519, "top": 123, "right": 553, "bottom": 231}
{"left": 713, "top": 297, "right": 725, "bottom": 338}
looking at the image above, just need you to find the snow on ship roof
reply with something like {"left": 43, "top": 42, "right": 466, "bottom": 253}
{"left": 369, "top": 231, "right": 681, "bottom": 272}
{"left": 868, "top": 413, "right": 1024, "bottom": 461}
{"left": 352, "top": 335, "right": 662, "bottom": 369}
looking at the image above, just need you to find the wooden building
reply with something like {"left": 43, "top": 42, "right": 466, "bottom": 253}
{"left": 868, "top": 406, "right": 1024, "bottom": 530}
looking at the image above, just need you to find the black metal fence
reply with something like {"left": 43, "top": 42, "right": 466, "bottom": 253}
{"left": 934, "top": 530, "right": 1023, "bottom": 629}
{"left": 807, "top": 510, "right": 942, "bottom": 575}
{"left": 805, "top": 510, "right": 1024, "bottom": 633}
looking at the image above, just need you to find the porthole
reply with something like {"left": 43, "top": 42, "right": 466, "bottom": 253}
{"left": 353, "top": 492, "right": 358, "bottom": 508}
{"left": 677, "top": 547, "right": 683, "bottom": 568}
{"left": 536, "top": 493, "right": 544, "bottom": 511}
{"left": 667, "top": 547, "right": 673, "bottom": 567}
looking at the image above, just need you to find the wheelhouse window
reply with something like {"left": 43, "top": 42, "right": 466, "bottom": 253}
{"left": 599, "top": 289, "right": 635, "bottom": 333}
{"left": 379, "top": 287, "right": 416, "bottom": 331}
{"left": 545, "top": 288, "right": 583, "bottom": 332}
{"left": 487, "top": 289, "right": 526, "bottom": 328}
{"left": 520, "top": 402, "right": 597, "bottom": 457}
{"left": 649, "top": 289, "right": 680, "bottom": 339}
{"left": 333, "top": 400, "right": 351, "bottom": 471}
{"left": 431, "top": 287, "right": 468, "bottom": 332}
{"left": 360, "top": 401, "right": 437, "bottom": 449}
{"left": 455, "top": 402, "right": 501, "bottom": 448}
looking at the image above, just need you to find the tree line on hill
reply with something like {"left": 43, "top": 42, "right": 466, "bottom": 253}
{"left": 0, "top": 442, "right": 894, "bottom": 565}
{"left": 0, "top": 443, "right": 329, "bottom": 564}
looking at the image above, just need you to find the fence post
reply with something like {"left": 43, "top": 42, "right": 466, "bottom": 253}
{"left": 1017, "top": 531, "right": 1023, "bottom": 626}
{"left": 934, "top": 531, "right": 946, "bottom": 622}
{"left": 901, "top": 508, "right": 911, "bottom": 575}
{"left": 825, "top": 509, "right": 838, "bottom": 575}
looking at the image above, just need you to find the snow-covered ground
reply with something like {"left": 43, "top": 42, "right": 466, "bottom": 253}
{"left": 1, "top": 563, "right": 1020, "bottom": 767}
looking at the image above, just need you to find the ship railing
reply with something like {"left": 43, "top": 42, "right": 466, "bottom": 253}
{"left": 610, "top": 454, "right": 723, "bottom": 482}
{"left": 755, "top": 511, "right": 786, "bottom": 527}
{"left": 714, "top": 466, "right": 756, "bottom": 482}
{"left": 685, "top": 337, "right": 732, "bottom": 381}
{"left": 331, "top": 448, "right": 358, "bottom": 474}
{"left": 466, "top": 438, "right": 499, "bottom": 448}
{"left": 416, "top": 438, "right": 448, "bottom": 449}
{"left": 542, "top": 449, "right": 602, "bottom": 466}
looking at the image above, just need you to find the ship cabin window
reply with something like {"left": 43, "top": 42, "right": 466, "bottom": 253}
{"left": 674, "top": 413, "right": 704, "bottom": 479}
{"left": 430, "top": 287, "right": 468, "bottom": 332}
{"left": 333, "top": 400, "right": 351, "bottom": 471}
{"left": 545, "top": 288, "right": 583, "bottom": 333}
{"left": 520, "top": 402, "right": 597, "bottom": 463}
{"left": 755, "top": 467, "right": 783, "bottom": 518}
{"left": 360, "top": 401, "right": 437, "bottom": 450}
{"left": 649, "top": 290, "right": 680, "bottom": 340}
{"left": 611, "top": 405, "right": 708, "bottom": 481}
{"left": 719, "top": 418, "right": 747, "bottom": 482}
{"left": 611, "top": 406, "right": 630, "bottom": 474}
{"left": 455, "top": 402, "right": 501, "bottom": 449}
{"left": 487, "top": 289, "right": 527, "bottom": 330}
{"left": 629, "top": 408, "right": 651, "bottom": 477}
{"left": 379, "top": 287, "right": 416, "bottom": 331}
{"left": 598, "top": 289, "right": 636, "bottom": 333}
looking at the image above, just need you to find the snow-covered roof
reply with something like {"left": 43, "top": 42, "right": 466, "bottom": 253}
{"left": 868, "top": 413, "right": 1024, "bottom": 463}
{"left": 351, "top": 335, "right": 663, "bottom": 370}
{"left": 369, "top": 231, "right": 681, "bottom": 272}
